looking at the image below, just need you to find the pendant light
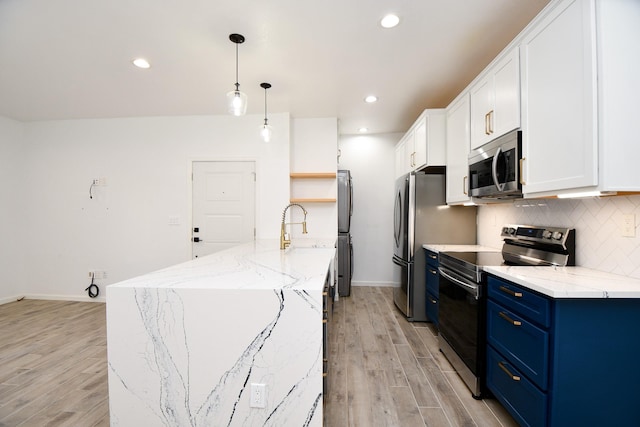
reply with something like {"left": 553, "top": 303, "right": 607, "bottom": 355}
{"left": 260, "top": 82, "right": 273, "bottom": 142}
{"left": 226, "top": 33, "right": 247, "bottom": 116}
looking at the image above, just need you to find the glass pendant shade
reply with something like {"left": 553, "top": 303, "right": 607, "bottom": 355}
{"left": 261, "top": 121, "right": 273, "bottom": 142}
{"left": 260, "top": 82, "right": 273, "bottom": 142}
{"left": 227, "top": 34, "right": 247, "bottom": 116}
{"left": 226, "top": 88, "right": 247, "bottom": 116}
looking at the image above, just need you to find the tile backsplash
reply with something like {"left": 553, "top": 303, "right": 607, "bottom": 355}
{"left": 477, "top": 195, "right": 640, "bottom": 279}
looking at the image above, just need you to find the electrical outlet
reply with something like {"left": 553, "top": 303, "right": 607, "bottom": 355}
{"left": 622, "top": 213, "right": 636, "bottom": 237}
{"left": 88, "top": 271, "right": 107, "bottom": 279}
{"left": 250, "top": 383, "right": 266, "bottom": 408}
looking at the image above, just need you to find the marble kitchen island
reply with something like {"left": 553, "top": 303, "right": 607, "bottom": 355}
{"left": 106, "top": 240, "right": 336, "bottom": 427}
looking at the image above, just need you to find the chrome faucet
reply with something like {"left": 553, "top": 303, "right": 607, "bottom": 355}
{"left": 280, "top": 203, "right": 308, "bottom": 249}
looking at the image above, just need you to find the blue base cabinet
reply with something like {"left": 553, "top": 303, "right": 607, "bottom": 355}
{"left": 487, "top": 275, "right": 640, "bottom": 427}
{"left": 424, "top": 249, "right": 439, "bottom": 326}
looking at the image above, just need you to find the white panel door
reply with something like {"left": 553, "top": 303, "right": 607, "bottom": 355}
{"left": 192, "top": 161, "right": 255, "bottom": 258}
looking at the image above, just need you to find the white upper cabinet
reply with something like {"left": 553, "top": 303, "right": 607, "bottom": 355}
{"left": 394, "top": 109, "right": 446, "bottom": 177}
{"left": 470, "top": 47, "right": 521, "bottom": 150}
{"left": 446, "top": 93, "right": 472, "bottom": 204}
{"left": 520, "top": 0, "right": 640, "bottom": 197}
{"left": 394, "top": 137, "right": 408, "bottom": 178}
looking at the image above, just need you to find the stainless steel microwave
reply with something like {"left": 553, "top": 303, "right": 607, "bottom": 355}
{"left": 468, "top": 130, "right": 522, "bottom": 199}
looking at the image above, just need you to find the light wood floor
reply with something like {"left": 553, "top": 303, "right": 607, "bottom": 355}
{"left": 0, "top": 299, "right": 108, "bottom": 427}
{"left": 0, "top": 288, "right": 518, "bottom": 427}
{"left": 324, "top": 287, "right": 519, "bottom": 427}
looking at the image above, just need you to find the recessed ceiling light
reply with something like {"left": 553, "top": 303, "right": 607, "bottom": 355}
{"left": 358, "top": 127, "right": 368, "bottom": 133}
{"left": 364, "top": 95, "right": 378, "bottom": 103}
{"left": 380, "top": 14, "right": 400, "bottom": 29}
{"left": 132, "top": 58, "right": 151, "bottom": 69}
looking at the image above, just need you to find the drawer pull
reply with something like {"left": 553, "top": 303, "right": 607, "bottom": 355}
{"left": 429, "top": 297, "right": 437, "bottom": 304}
{"left": 429, "top": 269, "right": 437, "bottom": 275}
{"left": 499, "top": 285, "right": 523, "bottom": 298}
{"left": 498, "top": 361, "right": 521, "bottom": 381}
{"left": 499, "top": 311, "right": 522, "bottom": 326}
{"left": 428, "top": 254, "right": 437, "bottom": 260}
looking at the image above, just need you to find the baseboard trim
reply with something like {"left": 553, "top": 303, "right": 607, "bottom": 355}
{"left": 13, "top": 294, "right": 106, "bottom": 304}
{"left": 351, "top": 281, "right": 397, "bottom": 287}
{"left": 0, "top": 295, "right": 26, "bottom": 306}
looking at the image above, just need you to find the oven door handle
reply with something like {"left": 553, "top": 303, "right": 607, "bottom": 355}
{"left": 439, "top": 267, "right": 480, "bottom": 299}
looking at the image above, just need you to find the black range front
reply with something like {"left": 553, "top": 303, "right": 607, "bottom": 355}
{"left": 437, "top": 251, "right": 504, "bottom": 399}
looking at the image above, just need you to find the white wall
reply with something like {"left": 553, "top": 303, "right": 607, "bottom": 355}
{"left": 290, "top": 118, "right": 338, "bottom": 240}
{"left": 19, "top": 113, "right": 291, "bottom": 300}
{"left": 338, "top": 132, "right": 402, "bottom": 286}
{"left": 477, "top": 195, "right": 640, "bottom": 279}
{"left": 0, "top": 116, "right": 26, "bottom": 303}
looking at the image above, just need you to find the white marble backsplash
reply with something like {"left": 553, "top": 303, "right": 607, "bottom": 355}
{"left": 477, "top": 195, "right": 640, "bottom": 279}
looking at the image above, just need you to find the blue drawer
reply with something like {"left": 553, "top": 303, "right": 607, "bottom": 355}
{"left": 487, "top": 300, "right": 549, "bottom": 390}
{"left": 426, "top": 265, "right": 439, "bottom": 297}
{"left": 425, "top": 249, "right": 438, "bottom": 267}
{"left": 487, "top": 345, "right": 547, "bottom": 427}
{"left": 426, "top": 290, "right": 438, "bottom": 326}
{"left": 488, "top": 276, "right": 551, "bottom": 328}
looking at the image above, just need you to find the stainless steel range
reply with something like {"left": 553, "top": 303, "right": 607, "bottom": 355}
{"left": 437, "top": 225, "right": 575, "bottom": 398}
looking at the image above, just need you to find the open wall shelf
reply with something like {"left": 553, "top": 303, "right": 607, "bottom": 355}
{"left": 289, "top": 172, "right": 337, "bottom": 203}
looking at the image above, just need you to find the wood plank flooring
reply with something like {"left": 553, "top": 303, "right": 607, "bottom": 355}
{"left": 324, "top": 287, "right": 519, "bottom": 427}
{"left": 0, "top": 288, "right": 518, "bottom": 426}
{"left": 0, "top": 299, "right": 108, "bottom": 427}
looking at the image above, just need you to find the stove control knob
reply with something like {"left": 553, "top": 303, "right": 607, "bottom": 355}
{"left": 542, "top": 230, "right": 553, "bottom": 239}
{"left": 508, "top": 227, "right": 516, "bottom": 235}
{"left": 552, "top": 231, "right": 563, "bottom": 240}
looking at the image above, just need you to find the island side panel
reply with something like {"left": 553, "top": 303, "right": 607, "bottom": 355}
{"left": 107, "top": 286, "right": 323, "bottom": 426}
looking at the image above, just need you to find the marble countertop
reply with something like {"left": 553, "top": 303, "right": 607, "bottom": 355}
{"left": 107, "top": 239, "right": 336, "bottom": 291}
{"left": 485, "top": 265, "right": 640, "bottom": 299}
{"left": 422, "top": 244, "right": 501, "bottom": 253}
{"left": 421, "top": 243, "right": 640, "bottom": 299}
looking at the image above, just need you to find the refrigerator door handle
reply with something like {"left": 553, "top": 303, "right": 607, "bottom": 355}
{"left": 392, "top": 255, "right": 408, "bottom": 267}
{"left": 349, "top": 237, "right": 354, "bottom": 277}
{"left": 349, "top": 177, "right": 353, "bottom": 217}
{"left": 393, "top": 191, "right": 401, "bottom": 248}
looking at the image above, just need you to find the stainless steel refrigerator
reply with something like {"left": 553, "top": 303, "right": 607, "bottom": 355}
{"left": 337, "top": 170, "right": 353, "bottom": 297}
{"left": 392, "top": 172, "right": 477, "bottom": 321}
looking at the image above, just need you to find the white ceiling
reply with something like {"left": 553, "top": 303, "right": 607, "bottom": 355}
{"left": 0, "top": 0, "right": 550, "bottom": 135}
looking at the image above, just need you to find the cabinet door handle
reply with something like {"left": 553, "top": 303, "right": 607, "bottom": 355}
{"left": 429, "top": 297, "right": 437, "bottom": 304}
{"left": 485, "top": 112, "right": 491, "bottom": 135}
{"left": 498, "top": 361, "right": 521, "bottom": 381}
{"left": 463, "top": 175, "right": 468, "bottom": 195}
{"left": 519, "top": 157, "right": 526, "bottom": 185}
{"left": 488, "top": 110, "right": 494, "bottom": 134}
{"left": 499, "top": 311, "right": 522, "bottom": 326}
{"left": 429, "top": 268, "right": 437, "bottom": 275}
{"left": 499, "top": 285, "right": 523, "bottom": 298}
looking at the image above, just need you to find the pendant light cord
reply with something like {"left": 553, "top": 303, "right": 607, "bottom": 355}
{"left": 235, "top": 42, "right": 239, "bottom": 88}
{"left": 264, "top": 86, "right": 268, "bottom": 123}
